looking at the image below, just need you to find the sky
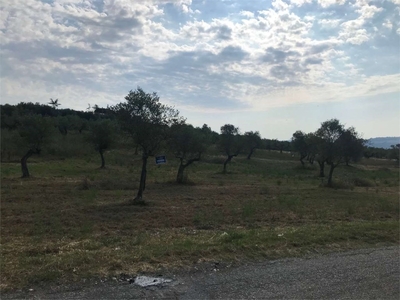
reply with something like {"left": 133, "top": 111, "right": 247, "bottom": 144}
{"left": 1, "top": 0, "right": 399, "bottom": 140}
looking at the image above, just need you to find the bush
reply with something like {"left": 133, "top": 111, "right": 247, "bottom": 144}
{"left": 353, "top": 177, "right": 374, "bottom": 187}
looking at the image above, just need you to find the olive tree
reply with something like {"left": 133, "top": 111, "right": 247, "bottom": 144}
{"left": 218, "top": 124, "right": 243, "bottom": 173}
{"left": 88, "top": 119, "right": 116, "bottom": 168}
{"left": 18, "top": 115, "right": 53, "bottom": 178}
{"left": 389, "top": 144, "right": 400, "bottom": 161}
{"left": 341, "top": 127, "right": 365, "bottom": 166}
{"left": 244, "top": 131, "right": 261, "bottom": 160}
{"left": 315, "top": 119, "right": 363, "bottom": 186}
{"left": 291, "top": 131, "right": 308, "bottom": 166}
{"left": 113, "top": 87, "right": 183, "bottom": 203}
{"left": 169, "top": 124, "right": 208, "bottom": 183}
{"left": 307, "top": 133, "right": 326, "bottom": 177}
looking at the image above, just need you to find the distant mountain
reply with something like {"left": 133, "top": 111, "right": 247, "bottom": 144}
{"left": 366, "top": 137, "right": 400, "bottom": 149}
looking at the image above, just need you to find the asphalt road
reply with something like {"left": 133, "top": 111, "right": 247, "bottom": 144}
{"left": 3, "top": 246, "right": 399, "bottom": 299}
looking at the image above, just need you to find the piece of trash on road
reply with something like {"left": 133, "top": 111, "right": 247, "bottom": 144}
{"left": 133, "top": 276, "right": 172, "bottom": 287}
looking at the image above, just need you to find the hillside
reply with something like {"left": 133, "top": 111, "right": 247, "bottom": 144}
{"left": 367, "top": 137, "right": 400, "bottom": 149}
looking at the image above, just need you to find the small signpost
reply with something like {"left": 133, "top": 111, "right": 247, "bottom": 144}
{"left": 155, "top": 155, "right": 167, "bottom": 165}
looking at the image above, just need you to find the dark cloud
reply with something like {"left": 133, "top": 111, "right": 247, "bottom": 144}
{"left": 1, "top": 41, "right": 105, "bottom": 65}
{"left": 56, "top": 6, "right": 144, "bottom": 45}
{"left": 110, "top": 16, "right": 142, "bottom": 30}
{"left": 270, "top": 65, "right": 295, "bottom": 80}
{"left": 163, "top": 46, "right": 248, "bottom": 72}
{"left": 308, "top": 43, "right": 332, "bottom": 54}
{"left": 304, "top": 57, "right": 323, "bottom": 65}
{"left": 261, "top": 47, "right": 301, "bottom": 64}
{"left": 214, "top": 25, "right": 232, "bottom": 40}
{"left": 218, "top": 46, "right": 247, "bottom": 60}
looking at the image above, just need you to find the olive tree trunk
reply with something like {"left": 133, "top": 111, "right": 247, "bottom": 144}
{"left": 21, "top": 149, "right": 34, "bottom": 178}
{"left": 300, "top": 154, "right": 307, "bottom": 166}
{"left": 176, "top": 157, "right": 200, "bottom": 183}
{"left": 247, "top": 147, "right": 256, "bottom": 160}
{"left": 177, "top": 163, "right": 185, "bottom": 183}
{"left": 99, "top": 149, "right": 105, "bottom": 168}
{"left": 223, "top": 155, "right": 235, "bottom": 174}
{"left": 134, "top": 154, "right": 148, "bottom": 203}
{"left": 327, "top": 163, "right": 336, "bottom": 186}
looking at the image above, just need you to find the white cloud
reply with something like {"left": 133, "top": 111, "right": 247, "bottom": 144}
{"left": 271, "top": 0, "right": 289, "bottom": 11}
{"left": 289, "top": 0, "right": 312, "bottom": 7}
{"left": 239, "top": 10, "right": 254, "bottom": 18}
{"left": 318, "top": 18, "right": 341, "bottom": 28}
{"left": 354, "top": 1, "right": 383, "bottom": 19}
{"left": 317, "top": 0, "right": 346, "bottom": 8}
{"left": 383, "top": 20, "right": 393, "bottom": 29}
{"left": 337, "top": 0, "right": 383, "bottom": 44}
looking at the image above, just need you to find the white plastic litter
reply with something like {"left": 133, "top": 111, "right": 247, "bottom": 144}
{"left": 134, "top": 276, "right": 172, "bottom": 287}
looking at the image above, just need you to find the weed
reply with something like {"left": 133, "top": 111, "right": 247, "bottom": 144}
{"left": 242, "top": 201, "right": 256, "bottom": 221}
{"left": 220, "top": 231, "right": 246, "bottom": 244}
{"left": 347, "top": 206, "right": 355, "bottom": 216}
{"left": 78, "top": 177, "right": 91, "bottom": 190}
{"left": 82, "top": 190, "right": 97, "bottom": 204}
{"left": 279, "top": 195, "right": 301, "bottom": 210}
{"left": 259, "top": 185, "right": 270, "bottom": 195}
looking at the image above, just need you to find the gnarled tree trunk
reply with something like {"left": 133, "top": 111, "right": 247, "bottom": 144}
{"left": 247, "top": 147, "right": 256, "bottom": 160}
{"left": 134, "top": 154, "right": 148, "bottom": 203}
{"left": 176, "top": 157, "right": 200, "bottom": 183}
{"left": 300, "top": 154, "right": 307, "bottom": 166}
{"left": 223, "top": 155, "right": 235, "bottom": 173}
{"left": 177, "top": 163, "right": 185, "bottom": 183}
{"left": 327, "top": 164, "right": 336, "bottom": 186}
{"left": 21, "top": 149, "right": 34, "bottom": 178}
{"left": 99, "top": 149, "right": 105, "bottom": 168}
{"left": 99, "top": 150, "right": 106, "bottom": 169}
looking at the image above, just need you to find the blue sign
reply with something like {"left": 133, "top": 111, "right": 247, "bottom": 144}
{"left": 155, "top": 156, "right": 167, "bottom": 164}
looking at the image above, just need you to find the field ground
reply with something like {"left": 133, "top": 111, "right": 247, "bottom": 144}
{"left": 1, "top": 149, "right": 399, "bottom": 290}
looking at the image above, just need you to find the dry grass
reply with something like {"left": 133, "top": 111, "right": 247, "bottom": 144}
{"left": 1, "top": 151, "right": 399, "bottom": 290}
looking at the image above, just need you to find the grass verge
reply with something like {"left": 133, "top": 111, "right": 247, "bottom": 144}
{"left": 1, "top": 152, "right": 399, "bottom": 290}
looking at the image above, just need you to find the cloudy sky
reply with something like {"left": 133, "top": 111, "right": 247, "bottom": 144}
{"left": 1, "top": 0, "right": 399, "bottom": 139}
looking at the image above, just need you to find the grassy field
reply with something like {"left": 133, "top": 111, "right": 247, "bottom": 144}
{"left": 1, "top": 148, "right": 399, "bottom": 290}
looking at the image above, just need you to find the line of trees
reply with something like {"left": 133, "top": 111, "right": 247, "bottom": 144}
{"left": 1, "top": 88, "right": 399, "bottom": 202}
